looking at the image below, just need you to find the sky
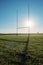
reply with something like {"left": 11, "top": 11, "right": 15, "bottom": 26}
{"left": 0, "top": 0, "right": 43, "bottom": 33}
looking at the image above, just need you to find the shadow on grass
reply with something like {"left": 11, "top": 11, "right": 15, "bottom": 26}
{"left": 0, "top": 38, "right": 43, "bottom": 65}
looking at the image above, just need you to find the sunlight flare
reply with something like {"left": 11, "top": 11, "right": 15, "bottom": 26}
{"left": 24, "top": 19, "right": 35, "bottom": 28}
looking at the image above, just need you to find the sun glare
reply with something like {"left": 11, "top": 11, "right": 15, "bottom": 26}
{"left": 27, "top": 21, "right": 32, "bottom": 27}
{"left": 25, "top": 19, "right": 34, "bottom": 28}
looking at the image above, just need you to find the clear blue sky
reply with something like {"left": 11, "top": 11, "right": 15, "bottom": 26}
{"left": 0, "top": 0, "right": 43, "bottom": 33}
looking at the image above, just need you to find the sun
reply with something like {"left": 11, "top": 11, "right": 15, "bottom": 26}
{"left": 25, "top": 20, "right": 34, "bottom": 28}
{"left": 23, "top": 18, "right": 35, "bottom": 28}
{"left": 27, "top": 21, "right": 32, "bottom": 27}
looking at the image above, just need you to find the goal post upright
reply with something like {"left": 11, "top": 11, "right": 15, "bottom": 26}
{"left": 16, "top": 9, "right": 18, "bottom": 35}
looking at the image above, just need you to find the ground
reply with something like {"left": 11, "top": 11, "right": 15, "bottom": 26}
{"left": 0, "top": 34, "right": 43, "bottom": 65}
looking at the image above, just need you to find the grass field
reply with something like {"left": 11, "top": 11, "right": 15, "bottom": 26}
{"left": 0, "top": 34, "right": 43, "bottom": 65}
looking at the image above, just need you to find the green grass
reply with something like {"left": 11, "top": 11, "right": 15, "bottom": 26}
{"left": 0, "top": 34, "right": 43, "bottom": 65}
